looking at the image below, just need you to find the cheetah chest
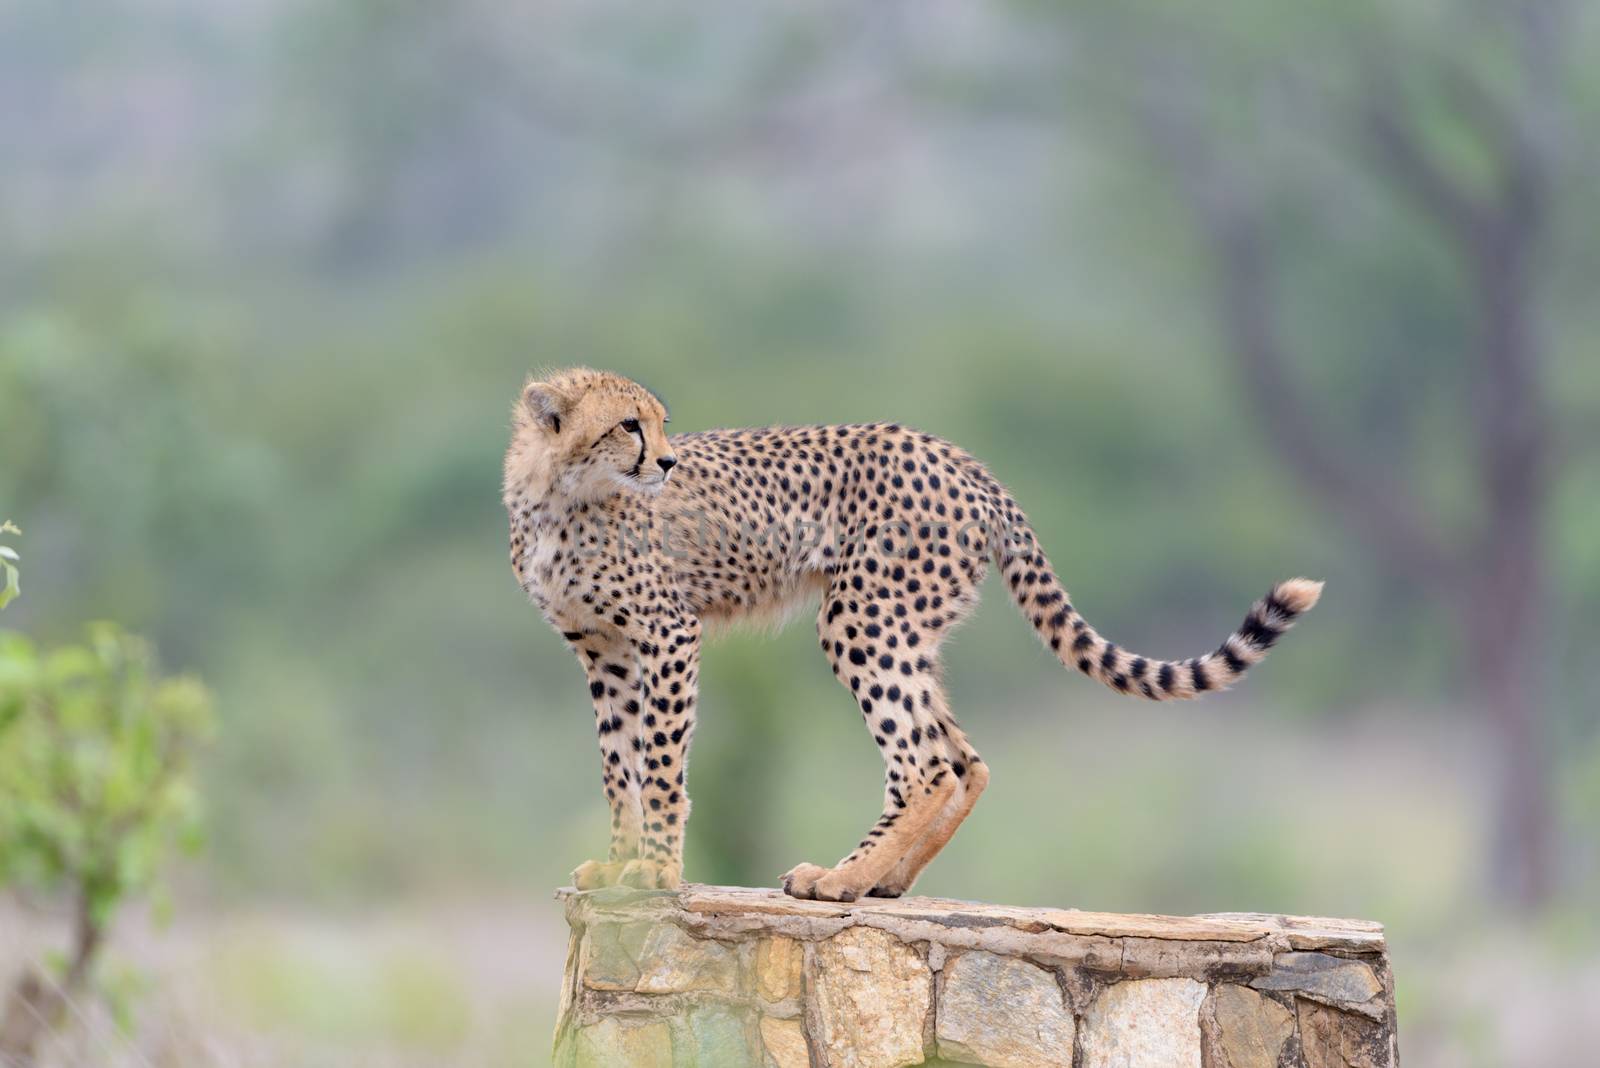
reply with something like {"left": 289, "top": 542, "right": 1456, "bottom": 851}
{"left": 517, "top": 531, "right": 582, "bottom": 617}
{"left": 519, "top": 524, "right": 647, "bottom": 634}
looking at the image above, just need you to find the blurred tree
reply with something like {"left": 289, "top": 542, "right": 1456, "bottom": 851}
{"left": 0, "top": 626, "right": 213, "bottom": 1066}
{"left": 1027, "top": 0, "right": 1594, "bottom": 907}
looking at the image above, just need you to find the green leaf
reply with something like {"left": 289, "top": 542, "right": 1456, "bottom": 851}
{"left": 0, "top": 521, "right": 17, "bottom": 610}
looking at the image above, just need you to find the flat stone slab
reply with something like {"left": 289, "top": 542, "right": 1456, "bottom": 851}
{"left": 553, "top": 884, "right": 1396, "bottom": 1068}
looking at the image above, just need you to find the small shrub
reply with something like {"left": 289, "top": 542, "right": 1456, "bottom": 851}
{"left": 0, "top": 624, "right": 213, "bottom": 1065}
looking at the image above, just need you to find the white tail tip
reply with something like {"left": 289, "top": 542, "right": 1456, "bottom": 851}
{"left": 1275, "top": 577, "right": 1325, "bottom": 614}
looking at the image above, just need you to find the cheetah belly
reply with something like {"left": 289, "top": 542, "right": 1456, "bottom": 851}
{"left": 695, "top": 570, "right": 830, "bottom": 635}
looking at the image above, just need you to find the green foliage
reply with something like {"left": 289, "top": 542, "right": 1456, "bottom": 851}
{"left": 0, "top": 520, "right": 17, "bottom": 610}
{"left": 0, "top": 624, "right": 213, "bottom": 924}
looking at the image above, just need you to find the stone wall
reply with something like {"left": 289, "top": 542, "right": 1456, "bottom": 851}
{"left": 553, "top": 885, "right": 1396, "bottom": 1068}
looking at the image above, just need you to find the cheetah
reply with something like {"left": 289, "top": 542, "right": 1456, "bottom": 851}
{"left": 504, "top": 368, "right": 1322, "bottom": 902}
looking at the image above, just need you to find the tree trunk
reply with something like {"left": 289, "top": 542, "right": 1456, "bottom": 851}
{"left": 1463, "top": 557, "right": 1553, "bottom": 909}
{"left": 1463, "top": 200, "right": 1554, "bottom": 908}
{"left": 0, "top": 888, "right": 105, "bottom": 1067}
{"left": 0, "top": 969, "right": 54, "bottom": 1068}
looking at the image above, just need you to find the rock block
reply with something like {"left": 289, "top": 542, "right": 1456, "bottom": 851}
{"left": 552, "top": 885, "right": 1397, "bottom": 1068}
{"left": 1206, "top": 983, "right": 1296, "bottom": 1068}
{"left": 1081, "top": 977, "right": 1207, "bottom": 1068}
{"left": 810, "top": 926, "right": 931, "bottom": 1068}
{"left": 936, "top": 950, "right": 1074, "bottom": 1066}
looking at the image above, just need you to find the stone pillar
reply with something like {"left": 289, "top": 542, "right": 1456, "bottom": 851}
{"left": 553, "top": 885, "right": 1397, "bottom": 1068}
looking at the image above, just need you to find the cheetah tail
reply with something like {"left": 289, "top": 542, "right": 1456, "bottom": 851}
{"left": 994, "top": 528, "right": 1322, "bottom": 701}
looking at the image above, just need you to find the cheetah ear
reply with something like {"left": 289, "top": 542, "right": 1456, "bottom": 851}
{"left": 523, "top": 381, "right": 573, "bottom": 434}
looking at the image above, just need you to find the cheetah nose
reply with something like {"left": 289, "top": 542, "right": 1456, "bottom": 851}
{"left": 657, "top": 456, "right": 677, "bottom": 474}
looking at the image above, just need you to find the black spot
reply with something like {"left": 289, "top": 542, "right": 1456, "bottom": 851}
{"left": 1190, "top": 659, "right": 1212, "bottom": 692}
{"left": 1265, "top": 591, "right": 1298, "bottom": 619}
{"left": 1158, "top": 663, "right": 1176, "bottom": 691}
{"left": 589, "top": 681, "right": 605, "bottom": 699}
{"left": 1238, "top": 613, "right": 1283, "bottom": 649}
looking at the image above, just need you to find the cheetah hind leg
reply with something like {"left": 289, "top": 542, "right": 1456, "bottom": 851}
{"left": 781, "top": 771, "right": 958, "bottom": 902}
{"left": 868, "top": 761, "right": 988, "bottom": 897}
{"left": 868, "top": 720, "right": 989, "bottom": 897}
{"left": 791, "top": 581, "right": 976, "bottom": 902}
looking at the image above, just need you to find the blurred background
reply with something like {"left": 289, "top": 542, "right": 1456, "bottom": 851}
{"left": 2, "top": 0, "right": 1598, "bottom": 1064}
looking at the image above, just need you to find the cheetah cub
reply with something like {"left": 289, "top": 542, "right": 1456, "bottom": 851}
{"left": 504, "top": 368, "right": 1322, "bottom": 901}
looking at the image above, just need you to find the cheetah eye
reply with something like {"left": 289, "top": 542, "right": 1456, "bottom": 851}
{"left": 620, "top": 419, "right": 640, "bottom": 434}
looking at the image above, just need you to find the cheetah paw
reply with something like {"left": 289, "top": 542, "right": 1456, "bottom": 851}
{"left": 573, "top": 857, "right": 682, "bottom": 891}
{"left": 781, "top": 862, "right": 862, "bottom": 902}
{"left": 572, "top": 859, "right": 629, "bottom": 889}
{"left": 866, "top": 882, "right": 907, "bottom": 898}
{"left": 621, "top": 858, "right": 682, "bottom": 890}
{"left": 781, "top": 862, "right": 828, "bottom": 899}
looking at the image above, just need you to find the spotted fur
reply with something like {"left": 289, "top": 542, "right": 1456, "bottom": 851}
{"left": 505, "top": 368, "right": 1323, "bottom": 900}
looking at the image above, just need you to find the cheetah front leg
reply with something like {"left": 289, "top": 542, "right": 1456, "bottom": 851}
{"left": 567, "top": 632, "right": 650, "bottom": 890}
{"left": 619, "top": 616, "right": 701, "bottom": 891}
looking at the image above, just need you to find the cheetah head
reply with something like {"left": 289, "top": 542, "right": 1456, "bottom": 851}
{"left": 505, "top": 368, "right": 676, "bottom": 503}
